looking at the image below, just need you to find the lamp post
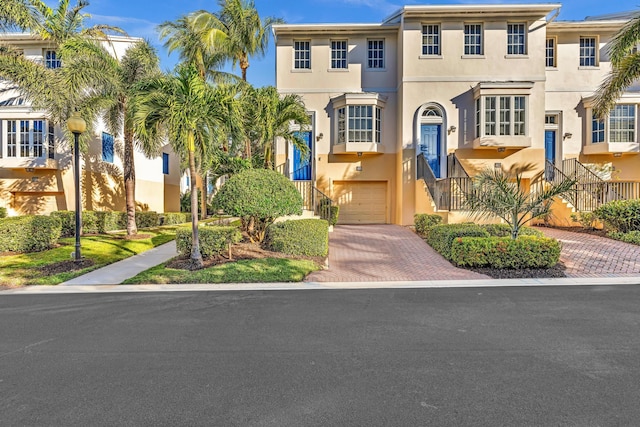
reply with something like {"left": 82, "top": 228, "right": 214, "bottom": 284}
{"left": 67, "top": 111, "right": 86, "bottom": 262}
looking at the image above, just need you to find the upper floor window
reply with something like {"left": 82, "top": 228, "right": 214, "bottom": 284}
{"left": 367, "top": 39, "right": 384, "bottom": 69}
{"left": 162, "top": 152, "right": 169, "bottom": 174}
{"left": 2, "top": 119, "right": 48, "bottom": 158}
{"left": 422, "top": 24, "right": 441, "bottom": 56}
{"left": 464, "top": 24, "right": 483, "bottom": 55}
{"left": 337, "top": 105, "right": 382, "bottom": 144}
{"left": 580, "top": 37, "right": 598, "bottom": 67}
{"left": 591, "top": 105, "right": 636, "bottom": 144}
{"left": 331, "top": 40, "right": 347, "bottom": 69}
{"left": 294, "top": 40, "right": 310, "bottom": 69}
{"left": 546, "top": 37, "right": 556, "bottom": 67}
{"left": 507, "top": 23, "right": 527, "bottom": 55}
{"left": 102, "top": 132, "right": 114, "bottom": 163}
{"left": 44, "top": 50, "right": 61, "bottom": 69}
{"left": 476, "top": 96, "right": 527, "bottom": 137}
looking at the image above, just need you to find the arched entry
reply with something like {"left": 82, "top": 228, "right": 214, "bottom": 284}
{"left": 416, "top": 103, "right": 447, "bottom": 178}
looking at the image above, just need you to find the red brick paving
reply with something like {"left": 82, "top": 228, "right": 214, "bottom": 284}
{"left": 535, "top": 227, "right": 640, "bottom": 278}
{"left": 305, "top": 225, "right": 490, "bottom": 282}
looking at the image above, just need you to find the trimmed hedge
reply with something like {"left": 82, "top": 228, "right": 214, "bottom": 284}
{"left": 136, "top": 211, "right": 159, "bottom": 229}
{"left": 51, "top": 210, "right": 160, "bottom": 236}
{"left": 328, "top": 206, "right": 339, "bottom": 227}
{"left": 176, "top": 225, "right": 242, "bottom": 259}
{"left": 50, "top": 211, "right": 75, "bottom": 237}
{"left": 266, "top": 219, "right": 329, "bottom": 257}
{"left": 414, "top": 214, "right": 443, "bottom": 236}
{"left": 481, "top": 224, "right": 543, "bottom": 238}
{"left": 97, "top": 211, "right": 127, "bottom": 232}
{"left": 0, "top": 215, "right": 62, "bottom": 252}
{"left": 608, "top": 230, "right": 640, "bottom": 245}
{"left": 0, "top": 207, "right": 7, "bottom": 218}
{"left": 161, "top": 212, "right": 192, "bottom": 225}
{"left": 425, "top": 224, "right": 490, "bottom": 260}
{"left": 594, "top": 199, "right": 640, "bottom": 233}
{"left": 450, "top": 236, "right": 561, "bottom": 269}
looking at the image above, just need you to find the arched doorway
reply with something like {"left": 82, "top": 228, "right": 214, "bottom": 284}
{"left": 416, "top": 103, "right": 446, "bottom": 178}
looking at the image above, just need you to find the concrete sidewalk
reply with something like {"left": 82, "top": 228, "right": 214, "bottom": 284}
{"left": 60, "top": 241, "right": 178, "bottom": 286}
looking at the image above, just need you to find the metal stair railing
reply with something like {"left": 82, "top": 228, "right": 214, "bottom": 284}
{"left": 277, "top": 165, "right": 334, "bottom": 219}
{"left": 417, "top": 153, "right": 473, "bottom": 211}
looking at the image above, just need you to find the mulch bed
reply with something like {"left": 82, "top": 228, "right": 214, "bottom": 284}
{"left": 39, "top": 259, "right": 95, "bottom": 275}
{"left": 466, "top": 262, "right": 567, "bottom": 279}
{"left": 535, "top": 224, "right": 608, "bottom": 238}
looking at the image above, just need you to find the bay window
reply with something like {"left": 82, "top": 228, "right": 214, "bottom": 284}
{"left": 1, "top": 119, "right": 52, "bottom": 158}
{"left": 477, "top": 95, "right": 527, "bottom": 137}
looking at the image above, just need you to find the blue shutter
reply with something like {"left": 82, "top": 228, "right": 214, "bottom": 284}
{"left": 162, "top": 153, "right": 169, "bottom": 174}
{"left": 102, "top": 132, "right": 114, "bottom": 163}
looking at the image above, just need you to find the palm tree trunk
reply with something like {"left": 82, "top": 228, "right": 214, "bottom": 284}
{"left": 188, "top": 134, "right": 203, "bottom": 268}
{"left": 200, "top": 172, "right": 208, "bottom": 221}
{"left": 123, "top": 124, "right": 137, "bottom": 236}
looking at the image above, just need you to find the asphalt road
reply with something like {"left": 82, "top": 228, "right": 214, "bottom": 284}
{"left": 1, "top": 286, "right": 639, "bottom": 426}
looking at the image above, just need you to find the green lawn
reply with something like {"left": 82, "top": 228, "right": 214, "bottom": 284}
{"left": 123, "top": 257, "right": 321, "bottom": 284}
{"left": 0, "top": 226, "right": 178, "bottom": 286}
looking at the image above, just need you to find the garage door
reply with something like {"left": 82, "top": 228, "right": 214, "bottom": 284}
{"left": 333, "top": 181, "right": 387, "bottom": 224}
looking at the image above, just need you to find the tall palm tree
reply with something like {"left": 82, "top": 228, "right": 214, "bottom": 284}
{"left": 0, "top": 0, "right": 35, "bottom": 31}
{"left": 61, "top": 38, "right": 161, "bottom": 236}
{"left": 246, "top": 86, "right": 309, "bottom": 169}
{"left": 191, "top": 0, "right": 283, "bottom": 82}
{"left": 593, "top": 13, "right": 640, "bottom": 116}
{"left": 133, "top": 64, "right": 243, "bottom": 268}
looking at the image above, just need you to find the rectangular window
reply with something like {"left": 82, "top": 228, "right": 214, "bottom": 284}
{"left": 507, "top": 23, "right": 527, "bottom": 55}
{"left": 368, "top": 39, "right": 384, "bottom": 69}
{"left": 580, "top": 37, "right": 597, "bottom": 67}
{"left": 514, "top": 96, "right": 526, "bottom": 136}
{"left": 48, "top": 123, "right": 55, "bottom": 159}
{"left": 162, "top": 152, "right": 169, "bottom": 174}
{"left": 331, "top": 40, "right": 347, "bottom": 69}
{"left": 348, "top": 105, "right": 373, "bottom": 142}
{"left": 294, "top": 41, "right": 310, "bottom": 69}
{"left": 546, "top": 37, "right": 556, "bottom": 67}
{"left": 375, "top": 107, "right": 382, "bottom": 143}
{"left": 609, "top": 105, "right": 635, "bottom": 143}
{"left": 32, "top": 120, "right": 44, "bottom": 157}
{"left": 20, "top": 120, "right": 29, "bottom": 157}
{"left": 44, "top": 50, "right": 61, "bottom": 69}
{"left": 102, "top": 132, "right": 114, "bottom": 163}
{"left": 485, "top": 97, "right": 496, "bottom": 136}
{"left": 592, "top": 114, "right": 605, "bottom": 143}
{"left": 0, "top": 121, "right": 2, "bottom": 158}
{"left": 499, "top": 97, "right": 510, "bottom": 135}
{"left": 475, "top": 98, "right": 481, "bottom": 138}
{"left": 464, "top": 24, "right": 483, "bottom": 55}
{"left": 337, "top": 107, "right": 346, "bottom": 144}
{"left": 422, "top": 24, "right": 440, "bottom": 55}
{"left": 7, "top": 120, "right": 16, "bottom": 157}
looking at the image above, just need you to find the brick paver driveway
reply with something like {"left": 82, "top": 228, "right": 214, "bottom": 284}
{"left": 305, "top": 225, "right": 489, "bottom": 282}
{"left": 535, "top": 227, "right": 640, "bottom": 278}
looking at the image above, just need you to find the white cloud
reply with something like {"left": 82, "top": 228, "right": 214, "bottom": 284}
{"left": 89, "top": 14, "right": 160, "bottom": 41}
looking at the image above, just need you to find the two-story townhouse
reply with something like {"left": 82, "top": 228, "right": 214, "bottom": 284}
{"left": 274, "top": 3, "right": 640, "bottom": 226}
{"left": 0, "top": 34, "right": 181, "bottom": 216}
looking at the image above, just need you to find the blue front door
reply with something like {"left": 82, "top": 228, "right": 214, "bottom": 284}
{"left": 293, "top": 131, "right": 312, "bottom": 181}
{"left": 420, "top": 124, "right": 442, "bottom": 178}
{"left": 545, "top": 130, "right": 556, "bottom": 164}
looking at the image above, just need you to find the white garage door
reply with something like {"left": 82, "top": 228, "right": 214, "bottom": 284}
{"left": 333, "top": 181, "right": 387, "bottom": 224}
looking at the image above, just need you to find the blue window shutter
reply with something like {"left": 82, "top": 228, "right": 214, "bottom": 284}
{"left": 162, "top": 153, "right": 169, "bottom": 174}
{"left": 102, "top": 132, "right": 114, "bottom": 163}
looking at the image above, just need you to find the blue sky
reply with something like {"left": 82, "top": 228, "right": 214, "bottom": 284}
{"left": 79, "top": 0, "right": 640, "bottom": 88}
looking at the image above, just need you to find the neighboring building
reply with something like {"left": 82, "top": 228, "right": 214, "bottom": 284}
{"left": 273, "top": 4, "right": 640, "bottom": 225}
{"left": 0, "top": 34, "right": 180, "bottom": 216}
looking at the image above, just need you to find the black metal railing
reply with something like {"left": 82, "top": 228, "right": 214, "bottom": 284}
{"left": 278, "top": 164, "right": 334, "bottom": 220}
{"left": 313, "top": 187, "right": 333, "bottom": 221}
{"left": 417, "top": 153, "right": 473, "bottom": 211}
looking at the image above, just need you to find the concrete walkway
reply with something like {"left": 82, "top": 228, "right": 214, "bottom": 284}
{"left": 306, "top": 225, "right": 490, "bottom": 282}
{"left": 60, "top": 241, "right": 178, "bottom": 285}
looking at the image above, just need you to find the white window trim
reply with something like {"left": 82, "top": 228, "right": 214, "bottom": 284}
{"left": 463, "top": 23, "right": 483, "bottom": 56}
{"left": 545, "top": 36, "right": 557, "bottom": 68}
{"left": 475, "top": 95, "right": 529, "bottom": 137}
{"left": 421, "top": 23, "right": 441, "bottom": 57}
{"left": 1, "top": 118, "right": 51, "bottom": 159}
{"left": 590, "top": 105, "right": 637, "bottom": 144}
{"left": 293, "top": 40, "right": 311, "bottom": 70}
{"left": 579, "top": 35, "right": 599, "bottom": 68}
{"left": 506, "top": 22, "right": 528, "bottom": 56}
{"left": 330, "top": 39, "right": 348, "bottom": 70}
{"left": 366, "top": 38, "right": 385, "bottom": 70}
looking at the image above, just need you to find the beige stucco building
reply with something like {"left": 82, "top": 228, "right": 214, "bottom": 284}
{"left": 0, "top": 34, "right": 181, "bottom": 216}
{"left": 274, "top": 4, "right": 640, "bottom": 225}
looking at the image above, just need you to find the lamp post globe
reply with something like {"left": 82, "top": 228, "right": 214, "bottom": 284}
{"left": 67, "top": 112, "right": 86, "bottom": 262}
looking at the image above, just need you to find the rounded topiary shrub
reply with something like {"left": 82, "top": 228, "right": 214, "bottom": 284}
{"left": 213, "top": 169, "right": 303, "bottom": 242}
{"left": 266, "top": 219, "right": 329, "bottom": 257}
{"left": 414, "top": 214, "right": 443, "bottom": 236}
{"left": 0, "top": 215, "right": 62, "bottom": 252}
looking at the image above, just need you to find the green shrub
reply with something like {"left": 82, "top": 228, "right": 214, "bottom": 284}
{"left": 570, "top": 212, "right": 599, "bottom": 230}
{"left": 0, "top": 207, "right": 7, "bottom": 218}
{"left": 50, "top": 211, "right": 75, "bottom": 237}
{"left": 594, "top": 199, "right": 640, "bottom": 233}
{"left": 161, "top": 212, "right": 192, "bottom": 225}
{"left": 266, "top": 219, "right": 329, "bottom": 257}
{"left": 425, "top": 224, "right": 490, "bottom": 260}
{"left": 135, "top": 211, "right": 159, "bottom": 229}
{"left": 0, "top": 215, "right": 62, "bottom": 252}
{"left": 607, "top": 230, "right": 640, "bottom": 245}
{"left": 317, "top": 198, "right": 339, "bottom": 226}
{"left": 450, "top": 236, "right": 561, "bottom": 269}
{"left": 96, "top": 211, "right": 127, "bottom": 233}
{"left": 176, "top": 225, "right": 242, "bottom": 259}
{"left": 213, "top": 169, "right": 303, "bottom": 242}
{"left": 414, "top": 214, "right": 443, "bottom": 236}
{"left": 481, "top": 223, "right": 543, "bottom": 238}
{"left": 328, "top": 206, "right": 339, "bottom": 226}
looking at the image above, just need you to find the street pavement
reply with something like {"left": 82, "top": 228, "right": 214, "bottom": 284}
{"left": 1, "top": 286, "right": 640, "bottom": 426}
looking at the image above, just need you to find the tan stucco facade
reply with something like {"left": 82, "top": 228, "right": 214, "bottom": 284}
{"left": 274, "top": 4, "right": 640, "bottom": 225}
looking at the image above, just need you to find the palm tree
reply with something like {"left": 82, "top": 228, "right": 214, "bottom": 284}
{"left": 593, "top": 13, "right": 640, "bottom": 116}
{"left": 246, "top": 86, "right": 309, "bottom": 169}
{"left": 191, "top": 0, "right": 283, "bottom": 82}
{"left": 61, "top": 38, "right": 161, "bottom": 236}
{"left": 133, "top": 64, "right": 243, "bottom": 268}
{"left": 463, "top": 163, "right": 576, "bottom": 239}
{"left": 0, "top": 0, "right": 35, "bottom": 30}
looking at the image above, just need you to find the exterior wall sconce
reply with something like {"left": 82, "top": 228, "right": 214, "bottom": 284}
{"left": 497, "top": 147, "right": 506, "bottom": 153}
{"left": 613, "top": 152, "right": 622, "bottom": 157}
{"left": 357, "top": 152, "right": 363, "bottom": 157}
{"left": 448, "top": 125, "right": 457, "bottom": 135}
{"left": 316, "top": 132, "right": 324, "bottom": 142}
{"left": 25, "top": 167, "right": 35, "bottom": 173}
{"left": 563, "top": 132, "right": 572, "bottom": 140}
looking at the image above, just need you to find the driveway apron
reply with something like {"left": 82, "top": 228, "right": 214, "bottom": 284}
{"left": 306, "top": 225, "right": 490, "bottom": 282}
